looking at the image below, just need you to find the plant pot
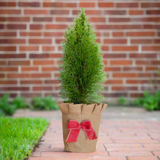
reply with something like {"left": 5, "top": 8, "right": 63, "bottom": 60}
{"left": 58, "top": 102, "right": 107, "bottom": 153}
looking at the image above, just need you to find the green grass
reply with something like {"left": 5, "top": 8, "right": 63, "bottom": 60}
{"left": 0, "top": 117, "right": 49, "bottom": 160}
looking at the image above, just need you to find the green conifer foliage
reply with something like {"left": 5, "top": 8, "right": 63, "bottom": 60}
{"left": 59, "top": 8, "right": 106, "bottom": 104}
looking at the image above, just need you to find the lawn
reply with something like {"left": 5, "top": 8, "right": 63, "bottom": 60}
{"left": 0, "top": 117, "right": 49, "bottom": 160}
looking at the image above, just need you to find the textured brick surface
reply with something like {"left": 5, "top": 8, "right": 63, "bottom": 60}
{"left": 26, "top": 119, "right": 160, "bottom": 160}
{"left": 13, "top": 107, "right": 160, "bottom": 160}
{"left": 0, "top": 0, "right": 160, "bottom": 102}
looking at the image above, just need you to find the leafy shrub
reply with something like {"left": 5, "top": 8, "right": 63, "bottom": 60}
{"left": 0, "top": 94, "right": 16, "bottom": 116}
{"left": 133, "top": 91, "right": 160, "bottom": 111}
{"left": 59, "top": 8, "right": 106, "bottom": 104}
{"left": 118, "top": 96, "right": 126, "bottom": 105}
{"left": 31, "top": 96, "right": 59, "bottom": 110}
{"left": 12, "top": 96, "right": 27, "bottom": 109}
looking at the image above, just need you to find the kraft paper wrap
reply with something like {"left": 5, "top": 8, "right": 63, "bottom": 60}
{"left": 58, "top": 102, "right": 107, "bottom": 153}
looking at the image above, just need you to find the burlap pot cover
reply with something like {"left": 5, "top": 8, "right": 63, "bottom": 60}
{"left": 58, "top": 102, "right": 107, "bottom": 153}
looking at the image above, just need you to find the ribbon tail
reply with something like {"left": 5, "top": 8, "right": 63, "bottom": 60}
{"left": 66, "top": 128, "right": 80, "bottom": 142}
{"left": 84, "top": 129, "right": 97, "bottom": 140}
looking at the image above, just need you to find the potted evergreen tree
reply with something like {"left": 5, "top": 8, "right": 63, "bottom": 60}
{"left": 58, "top": 8, "right": 107, "bottom": 153}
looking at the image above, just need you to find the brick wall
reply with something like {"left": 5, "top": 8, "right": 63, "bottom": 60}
{"left": 0, "top": 1, "right": 160, "bottom": 103}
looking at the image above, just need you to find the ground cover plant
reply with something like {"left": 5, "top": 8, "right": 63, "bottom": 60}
{"left": 0, "top": 117, "right": 49, "bottom": 160}
{"left": 133, "top": 91, "right": 160, "bottom": 111}
{"left": 31, "top": 96, "right": 59, "bottom": 110}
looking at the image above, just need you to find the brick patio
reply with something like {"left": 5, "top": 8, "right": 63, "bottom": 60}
{"left": 14, "top": 107, "right": 160, "bottom": 160}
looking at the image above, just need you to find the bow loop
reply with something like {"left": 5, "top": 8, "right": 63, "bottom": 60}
{"left": 68, "top": 120, "right": 80, "bottom": 129}
{"left": 66, "top": 120, "right": 97, "bottom": 142}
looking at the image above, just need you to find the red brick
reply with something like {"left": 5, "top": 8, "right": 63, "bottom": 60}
{"left": 126, "top": 80, "right": 149, "bottom": 84}
{"left": 131, "top": 39, "right": 152, "bottom": 44}
{"left": 42, "top": 46, "right": 55, "bottom": 51}
{"left": 8, "top": 61, "right": 30, "bottom": 66}
{"left": 21, "top": 67, "right": 39, "bottom": 72}
{"left": 96, "top": 25, "right": 142, "bottom": 30}
{"left": 136, "top": 60, "right": 150, "bottom": 65}
{"left": 44, "top": 32, "right": 64, "bottom": 37}
{"left": 18, "top": 2, "right": 40, "bottom": 7}
{"left": 80, "top": 3, "right": 95, "bottom": 8}
{"left": 0, "top": 54, "right": 26, "bottom": 59}
{"left": 33, "top": 60, "right": 54, "bottom": 65}
{"left": 0, "top": 9, "right": 21, "bottom": 14}
{"left": 112, "top": 86, "right": 138, "bottom": 91}
{"left": 89, "top": 17, "right": 106, "bottom": 22}
{"left": 112, "top": 32, "right": 124, "bottom": 37}
{"left": 98, "top": 3, "right": 114, "bottom": 8}
{"left": 0, "top": 74, "right": 5, "bottom": 78}
{"left": 7, "top": 74, "right": 30, "bottom": 79}
{"left": 29, "top": 54, "right": 49, "bottom": 59}
{"left": 104, "top": 39, "right": 127, "bottom": 44}
{"left": 129, "top": 10, "right": 144, "bottom": 15}
{"left": 146, "top": 10, "right": 160, "bottom": 15}
{"left": 7, "top": 24, "right": 26, "bottom": 29}
{"left": 109, "top": 18, "right": 130, "bottom": 22}
{"left": 50, "top": 54, "right": 63, "bottom": 58}
{"left": 0, "top": 24, "right": 4, "bottom": 29}
{"left": 7, "top": 17, "right": 30, "bottom": 22}
{"left": 129, "top": 53, "right": 157, "bottom": 59}
{"left": 142, "top": 46, "right": 160, "bottom": 51}
{"left": 0, "top": 2, "right": 16, "bottom": 7}
{"left": 112, "top": 46, "right": 138, "bottom": 51}
{"left": 50, "top": 10, "right": 69, "bottom": 15}
{"left": 24, "top": 10, "right": 48, "bottom": 15}
{"left": 42, "top": 67, "right": 58, "bottom": 72}
{"left": 128, "top": 156, "right": 158, "bottom": 160}
{"left": 33, "top": 86, "right": 52, "bottom": 91}
{"left": 126, "top": 32, "right": 155, "bottom": 37}
{"left": 33, "top": 17, "right": 53, "bottom": 22}
{"left": 43, "top": 2, "right": 77, "bottom": 8}
{"left": 20, "top": 32, "right": 41, "bottom": 37}
{"left": 73, "top": 10, "right": 102, "bottom": 15}
{"left": 104, "top": 54, "right": 126, "bottom": 58}
{"left": 19, "top": 46, "right": 39, "bottom": 51}
{"left": 1, "top": 87, "right": 29, "bottom": 91}
{"left": 30, "top": 24, "right": 43, "bottom": 30}
{"left": 0, "top": 46, "right": 16, "bottom": 51}
{"left": 146, "top": 67, "right": 158, "bottom": 71}
{"left": 102, "top": 46, "right": 109, "bottom": 51}
{"left": 104, "top": 10, "right": 126, "bottom": 15}
{"left": 44, "top": 80, "right": 59, "bottom": 84}
{"left": 151, "top": 61, "right": 160, "bottom": 65}
{"left": 0, "top": 39, "right": 26, "bottom": 44}
{"left": 46, "top": 24, "right": 67, "bottom": 29}
{"left": 110, "top": 60, "right": 132, "bottom": 65}
{"left": 0, "top": 32, "right": 16, "bottom": 37}
{"left": 104, "top": 67, "right": 121, "bottom": 72}
{"left": 116, "top": 3, "right": 138, "bottom": 8}
{"left": 55, "top": 39, "right": 63, "bottom": 44}
{"left": 31, "top": 73, "right": 51, "bottom": 78}
{"left": 113, "top": 73, "right": 137, "bottom": 78}
{"left": 141, "top": 3, "right": 160, "bottom": 8}
{"left": 29, "top": 39, "right": 52, "bottom": 44}
{"left": 56, "top": 17, "right": 74, "bottom": 22}
{"left": 0, "top": 67, "right": 18, "bottom": 72}
{"left": 123, "top": 67, "right": 143, "bottom": 71}
{"left": 20, "top": 80, "right": 42, "bottom": 85}
{"left": 0, "top": 61, "right": 6, "bottom": 65}
{"left": 0, "top": 80, "right": 17, "bottom": 85}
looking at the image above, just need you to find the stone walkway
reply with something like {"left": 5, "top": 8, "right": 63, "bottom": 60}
{"left": 14, "top": 106, "right": 160, "bottom": 160}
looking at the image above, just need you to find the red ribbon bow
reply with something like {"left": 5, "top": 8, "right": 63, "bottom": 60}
{"left": 66, "top": 120, "right": 97, "bottom": 142}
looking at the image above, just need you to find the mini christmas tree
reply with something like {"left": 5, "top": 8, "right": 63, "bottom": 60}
{"left": 59, "top": 8, "right": 106, "bottom": 104}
